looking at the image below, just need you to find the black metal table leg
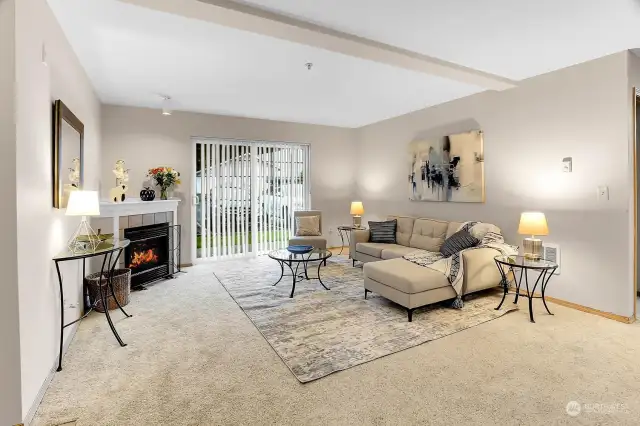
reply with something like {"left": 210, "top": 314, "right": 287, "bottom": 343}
{"left": 290, "top": 261, "right": 301, "bottom": 298}
{"left": 303, "top": 257, "right": 310, "bottom": 280}
{"left": 272, "top": 260, "right": 285, "bottom": 286}
{"left": 106, "top": 248, "right": 131, "bottom": 318}
{"left": 55, "top": 261, "right": 64, "bottom": 372}
{"left": 542, "top": 267, "right": 558, "bottom": 315}
{"left": 317, "top": 261, "right": 330, "bottom": 290}
{"left": 541, "top": 267, "right": 557, "bottom": 315}
{"left": 524, "top": 269, "right": 546, "bottom": 323}
{"left": 494, "top": 259, "right": 509, "bottom": 310}
{"left": 99, "top": 253, "right": 127, "bottom": 347}
{"left": 513, "top": 267, "right": 524, "bottom": 304}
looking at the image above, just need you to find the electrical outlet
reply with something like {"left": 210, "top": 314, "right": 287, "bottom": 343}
{"left": 597, "top": 186, "right": 609, "bottom": 200}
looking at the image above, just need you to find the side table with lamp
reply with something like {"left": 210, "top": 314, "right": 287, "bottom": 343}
{"left": 494, "top": 212, "right": 557, "bottom": 322}
{"left": 53, "top": 190, "right": 133, "bottom": 371}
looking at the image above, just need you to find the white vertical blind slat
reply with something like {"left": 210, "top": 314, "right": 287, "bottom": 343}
{"left": 207, "top": 143, "right": 213, "bottom": 258}
{"left": 257, "top": 145, "right": 262, "bottom": 253}
{"left": 199, "top": 143, "right": 206, "bottom": 259}
{"left": 222, "top": 143, "right": 228, "bottom": 257}
{"left": 212, "top": 142, "right": 218, "bottom": 259}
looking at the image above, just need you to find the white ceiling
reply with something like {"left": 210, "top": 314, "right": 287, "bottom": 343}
{"left": 48, "top": 0, "right": 640, "bottom": 128}
{"left": 235, "top": 0, "right": 640, "bottom": 80}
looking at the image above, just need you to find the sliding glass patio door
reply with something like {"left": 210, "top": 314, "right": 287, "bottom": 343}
{"left": 193, "top": 139, "right": 310, "bottom": 260}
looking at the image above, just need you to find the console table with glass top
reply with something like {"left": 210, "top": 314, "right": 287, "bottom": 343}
{"left": 53, "top": 239, "right": 132, "bottom": 371}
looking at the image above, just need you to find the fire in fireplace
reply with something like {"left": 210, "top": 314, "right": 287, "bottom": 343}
{"left": 124, "top": 223, "right": 173, "bottom": 288}
{"left": 130, "top": 248, "right": 159, "bottom": 269}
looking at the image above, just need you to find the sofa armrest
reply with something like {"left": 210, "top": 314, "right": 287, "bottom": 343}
{"left": 462, "top": 248, "right": 502, "bottom": 295}
{"left": 350, "top": 229, "right": 370, "bottom": 257}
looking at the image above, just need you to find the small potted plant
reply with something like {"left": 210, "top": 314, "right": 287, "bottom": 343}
{"left": 147, "top": 167, "right": 181, "bottom": 200}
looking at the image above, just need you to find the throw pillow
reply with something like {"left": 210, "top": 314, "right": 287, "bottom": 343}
{"left": 369, "top": 219, "right": 397, "bottom": 244}
{"left": 440, "top": 229, "right": 479, "bottom": 257}
{"left": 295, "top": 215, "right": 321, "bottom": 236}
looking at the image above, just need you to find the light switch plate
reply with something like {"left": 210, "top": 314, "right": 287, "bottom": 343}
{"left": 562, "top": 157, "right": 572, "bottom": 172}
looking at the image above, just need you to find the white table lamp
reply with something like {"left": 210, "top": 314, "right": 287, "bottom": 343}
{"left": 518, "top": 212, "right": 548, "bottom": 260}
{"left": 66, "top": 190, "right": 101, "bottom": 253}
{"left": 350, "top": 201, "right": 364, "bottom": 228}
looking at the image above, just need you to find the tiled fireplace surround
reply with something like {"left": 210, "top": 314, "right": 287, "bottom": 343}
{"left": 91, "top": 212, "right": 174, "bottom": 269}
{"left": 89, "top": 198, "right": 180, "bottom": 271}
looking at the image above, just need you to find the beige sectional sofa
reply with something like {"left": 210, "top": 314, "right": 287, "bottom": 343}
{"left": 350, "top": 216, "right": 502, "bottom": 321}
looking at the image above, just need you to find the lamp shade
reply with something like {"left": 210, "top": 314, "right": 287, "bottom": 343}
{"left": 350, "top": 201, "right": 364, "bottom": 215}
{"left": 66, "top": 190, "right": 100, "bottom": 216}
{"left": 518, "top": 212, "right": 548, "bottom": 236}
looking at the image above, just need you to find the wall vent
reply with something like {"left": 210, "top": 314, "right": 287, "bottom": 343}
{"left": 542, "top": 243, "right": 560, "bottom": 275}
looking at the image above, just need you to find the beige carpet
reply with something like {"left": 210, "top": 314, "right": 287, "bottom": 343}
{"left": 212, "top": 256, "right": 515, "bottom": 382}
{"left": 33, "top": 256, "right": 640, "bottom": 425}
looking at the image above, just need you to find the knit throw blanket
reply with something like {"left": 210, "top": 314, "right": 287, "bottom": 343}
{"left": 403, "top": 222, "right": 518, "bottom": 308}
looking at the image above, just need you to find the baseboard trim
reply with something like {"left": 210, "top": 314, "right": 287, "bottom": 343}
{"left": 23, "top": 323, "right": 79, "bottom": 425}
{"left": 179, "top": 263, "right": 193, "bottom": 268}
{"left": 513, "top": 290, "right": 634, "bottom": 324}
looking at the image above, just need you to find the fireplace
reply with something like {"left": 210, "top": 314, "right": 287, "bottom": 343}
{"left": 124, "top": 223, "right": 173, "bottom": 288}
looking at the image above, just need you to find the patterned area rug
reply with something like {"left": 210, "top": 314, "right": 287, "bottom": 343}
{"left": 213, "top": 255, "right": 515, "bottom": 383}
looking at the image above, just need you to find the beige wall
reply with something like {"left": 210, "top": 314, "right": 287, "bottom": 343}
{"left": 355, "top": 52, "right": 633, "bottom": 317}
{"left": 14, "top": 0, "right": 102, "bottom": 421}
{"left": 101, "top": 106, "right": 357, "bottom": 262}
{"left": 0, "top": 1, "right": 23, "bottom": 423}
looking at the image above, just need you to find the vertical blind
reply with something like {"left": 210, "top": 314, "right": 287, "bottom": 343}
{"left": 196, "top": 139, "right": 310, "bottom": 260}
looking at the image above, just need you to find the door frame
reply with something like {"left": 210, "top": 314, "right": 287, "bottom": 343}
{"left": 633, "top": 88, "right": 639, "bottom": 320}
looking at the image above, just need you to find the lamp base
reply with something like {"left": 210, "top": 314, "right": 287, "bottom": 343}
{"left": 67, "top": 217, "right": 101, "bottom": 254}
{"left": 352, "top": 215, "right": 362, "bottom": 228}
{"left": 523, "top": 237, "right": 543, "bottom": 260}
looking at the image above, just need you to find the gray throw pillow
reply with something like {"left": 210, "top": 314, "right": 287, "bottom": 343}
{"left": 440, "top": 229, "right": 479, "bottom": 257}
{"left": 369, "top": 219, "right": 397, "bottom": 244}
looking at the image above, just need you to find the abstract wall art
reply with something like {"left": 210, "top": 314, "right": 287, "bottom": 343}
{"left": 408, "top": 130, "right": 485, "bottom": 203}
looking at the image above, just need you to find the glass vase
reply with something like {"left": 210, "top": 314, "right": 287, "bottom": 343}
{"left": 160, "top": 188, "right": 168, "bottom": 200}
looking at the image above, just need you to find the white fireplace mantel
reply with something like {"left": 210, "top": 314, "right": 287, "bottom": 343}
{"left": 98, "top": 198, "right": 180, "bottom": 218}
{"left": 95, "top": 198, "right": 180, "bottom": 243}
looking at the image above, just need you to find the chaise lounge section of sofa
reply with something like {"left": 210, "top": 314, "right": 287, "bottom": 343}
{"left": 351, "top": 216, "right": 503, "bottom": 321}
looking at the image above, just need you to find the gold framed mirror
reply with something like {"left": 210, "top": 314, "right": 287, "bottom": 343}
{"left": 52, "top": 99, "right": 84, "bottom": 208}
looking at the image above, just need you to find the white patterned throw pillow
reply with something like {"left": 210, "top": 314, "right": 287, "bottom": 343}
{"left": 295, "top": 216, "right": 321, "bottom": 236}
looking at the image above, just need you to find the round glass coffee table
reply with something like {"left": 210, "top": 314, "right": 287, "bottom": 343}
{"left": 494, "top": 255, "right": 558, "bottom": 323}
{"left": 268, "top": 248, "right": 333, "bottom": 298}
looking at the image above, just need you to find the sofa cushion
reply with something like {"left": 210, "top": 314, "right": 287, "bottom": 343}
{"left": 440, "top": 229, "right": 479, "bottom": 257}
{"left": 369, "top": 219, "right": 397, "bottom": 243}
{"left": 363, "top": 258, "right": 450, "bottom": 294}
{"left": 356, "top": 242, "right": 392, "bottom": 258}
{"left": 446, "top": 221, "right": 463, "bottom": 239}
{"left": 409, "top": 218, "right": 449, "bottom": 252}
{"left": 295, "top": 215, "right": 321, "bottom": 236}
{"left": 469, "top": 223, "right": 502, "bottom": 240}
{"left": 288, "top": 236, "right": 327, "bottom": 249}
{"left": 388, "top": 216, "right": 415, "bottom": 246}
{"left": 381, "top": 246, "right": 424, "bottom": 260}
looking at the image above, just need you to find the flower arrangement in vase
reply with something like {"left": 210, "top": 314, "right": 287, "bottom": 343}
{"left": 147, "top": 167, "right": 181, "bottom": 200}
